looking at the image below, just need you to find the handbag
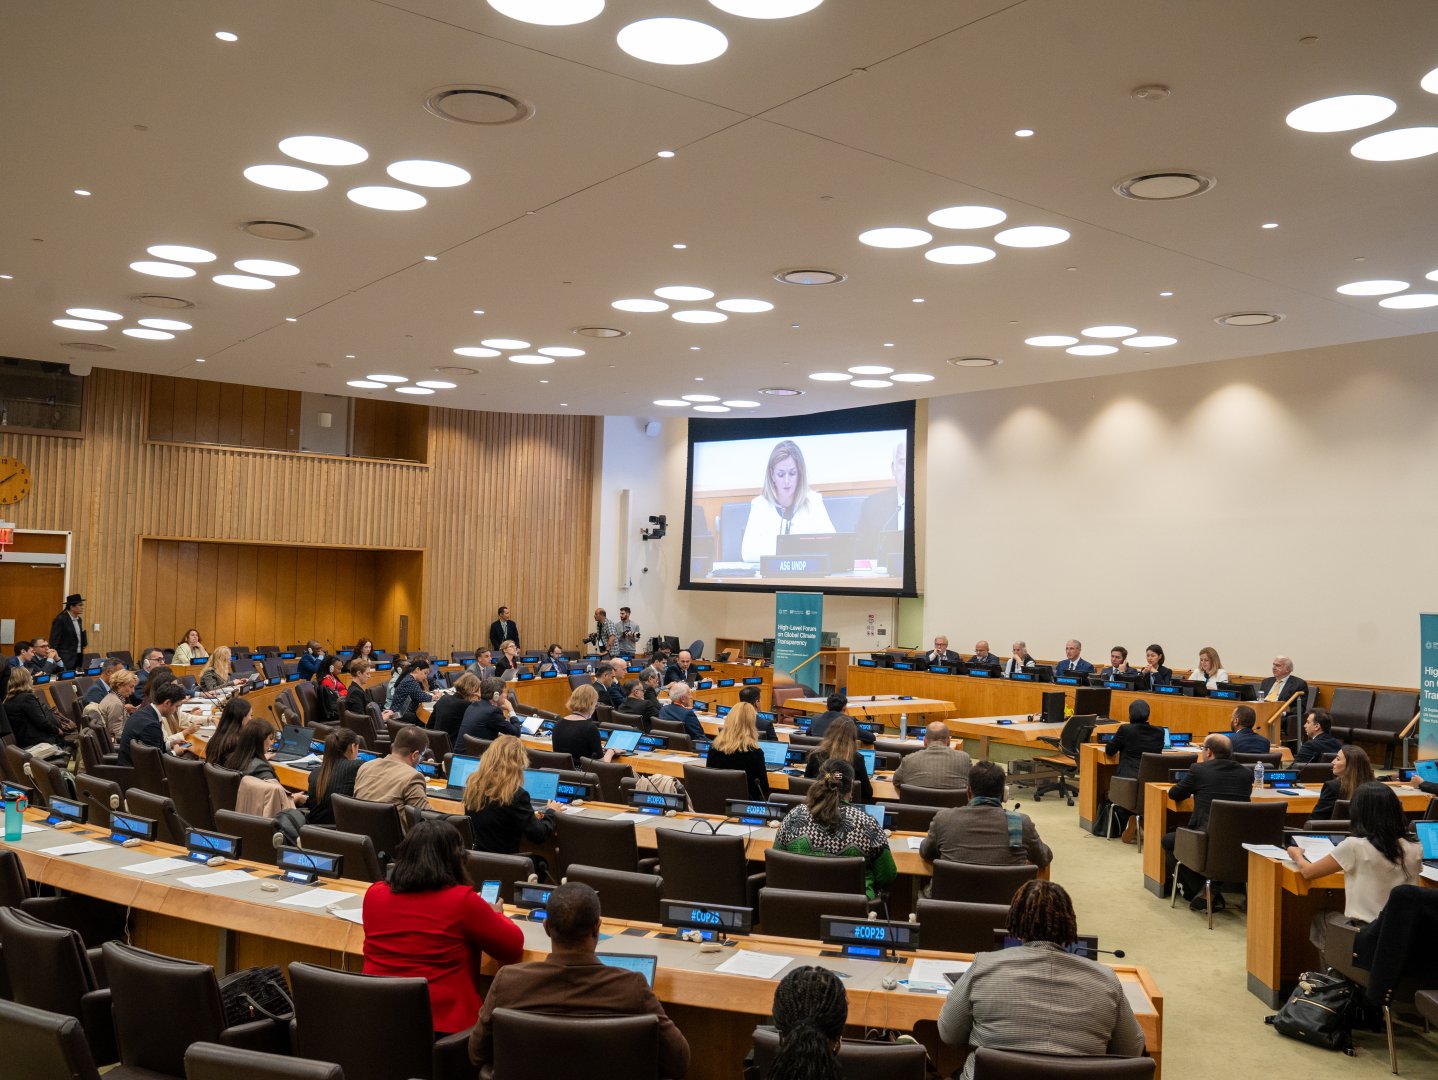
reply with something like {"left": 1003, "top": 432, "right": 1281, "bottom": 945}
{"left": 1265, "top": 970, "right": 1356, "bottom": 1054}
{"left": 218, "top": 964, "right": 294, "bottom": 1027}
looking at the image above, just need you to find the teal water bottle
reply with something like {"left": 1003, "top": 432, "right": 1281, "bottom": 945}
{"left": 4, "top": 793, "right": 26, "bottom": 842}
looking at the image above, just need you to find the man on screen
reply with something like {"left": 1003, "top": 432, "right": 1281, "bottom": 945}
{"left": 854, "top": 441, "right": 905, "bottom": 568}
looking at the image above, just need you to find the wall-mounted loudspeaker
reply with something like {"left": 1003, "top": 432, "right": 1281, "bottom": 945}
{"left": 644, "top": 420, "right": 661, "bottom": 438}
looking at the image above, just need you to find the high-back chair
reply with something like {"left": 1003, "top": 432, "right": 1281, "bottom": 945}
{"left": 1171, "top": 799, "right": 1288, "bottom": 928}
{"left": 0, "top": 999, "right": 103, "bottom": 1080}
{"left": 161, "top": 754, "right": 215, "bottom": 831}
{"left": 213, "top": 810, "right": 284, "bottom": 865}
{"left": 491, "top": 1009, "right": 659, "bottom": 1080}
{"left": 562, "top": 865, "right": 663, "bottom": 923}
{"left": 580, "top": 757, "right": 636, "bottom": 803}
{"left": 124, "top": 789, "right": 189, "bottom": 845}
{"left": 556, "top": 815, "right": 657, "bottom": 877}
{"left": 186, "top": 1041, "right": 344, "bottom": 1080}
{"left": 298, "top": 825, "right": 383, "bottom": 883}
{"left": 330, "top": 795, "right": 406, "bottom": 866}
{"left": 654, "top": 830, "right": 764, "bottom": 913}
{"left": 757, "top": 888, "right": 868, "bottom": 940}
{"left": 1106, "top": 752, "right": 1197, "bottom": 846}
{"left": 681, "top": 764, "right": 748, "bottom": 814}
{"left": 929, "top": 861, "right": 1038, "bottom": 905}
{"left": 764, "top": 849, "right": 867, "bottom": 895}
{"left": 202, "top": 764, "right": 243, "bottom": 816}
{"left": 750, "top": 1025, "right": 928, "bottom": 1080}
{"left": 0, "top": 907, "right": 114, "bottom": 1064}
{"left": 969, "top": 1048, "right": 1156, "bottom": 1077}
{"left": 914, "top": 898, "right": 1010, "bottom": 954}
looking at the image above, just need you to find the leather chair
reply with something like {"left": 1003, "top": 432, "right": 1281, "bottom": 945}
{"left": 764, "top": 849, "right": 867, "bottom": 895}
{"left": 782, "top": 773, "right": 816, "bottom": 798}
{"left": 331, "top": 794, "right": 406, "bottom": 866}
{"left": 125, "top": 789, "right": 189, "bottom": 845}
{"left": 1233, "top": 752, "right": 1283, "bottom": 767}
{"left": 1031, "top": 714, "right": 1096, "bottom": 805}
{"left": 563, "top": 864, "right": 663, "bottom": 922}
{"left": 527, "top": 747, "right": 577, "bottom": 772}
{"left": 464, "top": 851, "right": 538, "bottom": 890}
{"left": 876, "top": 802, "right": 940, "bottom": 834}
{"left": 77, "top": 729, "right": 133, "bottom": 788}
{"left": 580, "top": 757, "right": 636, "bottom": 803}
{"left": 0, "top": 850, "right": 127, "bottom": 950}
{"left": 648, "top": 717, "right": 689, "bottom": 736}
{"left": 681, "top": 764, "right": 748, "bottom": 814}
{"left": 2, "top": 742, "right": 33, "bottom": 786}
{"left": 969, "top": 1048, "right": 1156, "bottom": 1077}
{"left": 557, "top": 815, "right": 659, "bottom": 877}
{"left": 460, "top": 735, "right": 493, "bottom": 759}
{"left": 750, "top": 1025, "right": 927, "bottom": 1080}
{"left": 25, "top": 757, "right": 76, "bottom": 806}
{"left": 49, "top": 681, "right": 83, "bottom": 731}
{"left": 424, "top": 811, "right": 474, "bottom": 848}
{"left": 214, "top": 810, "right": 284, "bottom": 865}
{"left": 1171, "top": 799, "right": 1288, "bottom": 928}
{"left": 1106, "top": 752, "right": 1196, "bottom": 847}
{"left": 0, "top": 907, "right": 115, "bottom": 1064}
{"left": 757, "top": 887, "right": 867, "bottom": 940}
{"left": 654, "top": 830, "right": 765, "bottom": 912}
{"left": 203, "top": 764, "right": 243, "bottom": 816}
{"left": 423, "top": 729, "right": 452, "bottom": 760}
{"left": 161, "top": 754, "right": 215, "bottom": 831}
{"left": 786, "top": 732, "right": 821, "bottom": 748}
{"left": 491, "top": 1008, "right": 659, "bottom": 1080}
{"left": 289, "top": 961, "right": 470, "bottom": 1080}
{"left": 1327, "top": 687, "right": 1374, "bottom": 741}
{"left": 647, "top": 731, "right": 694, "bottom": 754}
{"left": 294, "top": 681, "right": 321, "bottom": 726}
{"left": 915, "top": 898, "right": 1010, "bottom": 954}
{"left": 894, "top": 783, "right": 967, "bottom": 809}
{"left": 929, "top": 861, "right": 1038, "bottom": 905}
{"left": 75, "top": 773, "right": 123, "bottom": 829}
{"left": 339, "top": 711, "right": 374, "bottom": 750}
{"left": 186, "top": 1041, "right": 343, "bottom": 1080}
{"left": 1295, "top": 762, "right": 1334, "bottom": 784}
{"left": 299, "top": 825, "right": 384, "bottom": 883}
{"left": 1301, "top": 818, "right": 1351, "bottom": 833}
{"left": 1348, "top": 690, "right": 1420, "bottom": 766}
{"left": 0, "top": 999, "right": 103, "bottom": 1080}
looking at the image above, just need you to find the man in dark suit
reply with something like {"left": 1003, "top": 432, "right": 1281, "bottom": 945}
{"left": 118, "top": 683, "right": 188, "bottom": 767}
{"left": 1055, "top": 639, "right": 1094, "bottom": 679}
{"left": 488, "top": 606, "right": 519, "bottom": 652}
{"left": 83, "top": 657, "right": 124, "bottom": 704}
{"left": 967, "top": 640, "right": 1001, "bottom": 670}
{"left": 1227, "top": 705, "right": 1271, "bottom": 754}
{"left": 925, "top": 636, "right": 961, "bottom": 668}
{"left": 807, "top": 693, "right": 876, "bottom": 745}
{"left": 1100, "top": 646, "right": 1138, "bottom": 679}
{"left": 617, "top": 679, "right": 660, "bottom": 732}
{"left": 1294, "top": 708, "right": 1343, "bottom": 763}
{"left": 853, "top": 441, "right": 906, "bottom": 566}
{"left": 594, "top": 667, "right": 625, "bottom": 709}
{"left": 1161, "top": 734, "right": 1253, "bottom": 910}
{"left": 48, "top": 594, "right": 87, "bottom": 672}
{"left": 663, "top": 650, "right": 694, "bottom": 687}
{"left": 1103, "top": 699, "right": 1167, "bottom": 841}
{"left": 1259, "top": 655, "right": 1309, "bottom": 738}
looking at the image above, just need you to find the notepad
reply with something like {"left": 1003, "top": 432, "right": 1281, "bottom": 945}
{"left": 177, "top": 869, "right": 254, "bottom": 889}
{"left": 908, "top": 957, "right": 968, "bottom": 992}
{"left": 906, "top": 836, "right": 925, "bottom": 850}
{"left": 715, "top": 951, "right": 793, "bottom": 980}
{"left": 44, "top": 840, "right": 111, "bottom": 857}
{"left": 120, "top": 857, "right": 192, "bottom": 876}
{"left": 276, "top": 888, "right": 355, "bottom": 909}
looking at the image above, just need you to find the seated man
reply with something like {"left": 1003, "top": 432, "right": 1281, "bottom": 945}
{"left": 1161, "top": 734, "right": 1252, "bottom": 911}
{"left": 466, "top": 648, "right": 495, "bottom": 681}
{"left": 118, "top": 683, "right": 189, "bottom": 766}
{"left": 927, "top": 636, "right": 960, "bottom": 667}
{"left": 471, "top": 882, "right": 690, "bottom": 1077}
{"left": 1100, "top": 646, "right": 1137, "bottom": 679}
{"left": 353, "top": 725, "right": 431, "bottom": 811}
{"left": 594, "top": 666, "right": 626, "bottom": 709}
{"left": 808, "top": 693, "right": 874, "bottom": 744}
{"left": 297, "top": 640, "right": 325, "bottom": 680}
{"left": 1259, "top": 655, "right": 1309, "bottom": 705}
{"left": 663, "top": 649, "right": 694, "bottom": 687}
{"left": 920, "top": 761, "right": 1052, "bottom": 869}
{"left": 1003, "top": 641, "right": 1034, "bottom": 677}
{"left": 83, "top": 657, "right": 124, "bottom": 705}
{"left": 737, "top": 685, "right": 776, "bottom": 740}
{"left": 1055, "top": 639, "right": 1093, "bottom": 679}
{"left": 616, "top": 678, "right": 659, "bottom": 732}
{"left": 1293, "top": 708, "right": 1342, "bottom": 764}
{"left": 968, "top": 640, "right": 1001, "bottom": 670}
{"left": 7, "top": 640, "right": 36, "bottom": 669}
{"left": 659, "top": 683, "right": 704, "bottom": 741}
{"left": 26, "top": 638, "right": 63, "bottom": 677}
{"left": 893, "top": 721, "right": 972, "bottom": 792}
{"left": 1227, "top": 705, "right": 1271, "bottom": 754}
{"left": 1103, "top": 700, "right": 1166, "bottom": 841}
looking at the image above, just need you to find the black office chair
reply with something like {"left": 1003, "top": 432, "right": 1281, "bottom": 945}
{"left": 556, "top": 815, "right": 659, "bottom": 877}
{"left": 876, "top": 802, "right": 940, "bottom": 834}
{"left": 0, "top": 999, "right": 104, "bottom": 1080}
{"left": 464, "top": 851, "right": 538, "bottom": 888}
{"left": 893, "top": 783, "right": 967, "bottom": 809}
{"left": 186, "top": 1040, "right": 344, "bottom": 1080}
{"left": 969, "top": 1048, "right": 1156, "bottom": 1077}
{"left": 915, "top": 898, "right": 1009, "bottom": 954}
{"left": 297, "top": 826, "right": 382, "bottom": 883}
{"left": 1032, "top": 714, "right": 1095, "bottom": 805}
{"left": 563, "top": 865, "right": 663, "bottom": 923}
{"left": 929, "top": 861, "right": 1038, "bottom": 905}
{"left": 491, "top": 1009, "right": 660, "bottom": 1080}
{"left": 161, "top": 754, "right": 215, "bottom": 831}
{"left": 764, "top": 849, "right": 867, "bottom": 896}
{"left": 750, "top": 1025, "right": 928, "bottom": 1080}
{"left": 757, "top": 888, "right": 868, "bottom": 940}
{"left": 74, "top": 773, "right": 123, "bottom": 829}
{"left": 125, "top": 789, "right": 190, "bottom": 846}
{"left": 330, "top": 795, "right": 406, "bottom": 866}
{"left": 527, "top": 747, "right": 577, "bottom": 772}
{"left": 681, "top": 764, "right": 748, "bottom": 814}
{"left": 0, "top": 907, "right": 115, "bottom": 1064}
{"left": 580, "top": 757, "right": 636, "bottom": 803}
{"left": 203, "top": 764, "right": 243, "bottom": 817}
{"left": 654, "top": 830, "right": 765, "bottom": 913}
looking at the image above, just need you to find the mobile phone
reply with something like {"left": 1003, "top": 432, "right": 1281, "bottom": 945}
{"left": 480, "top": 880, "right": 501, "bottom": 905}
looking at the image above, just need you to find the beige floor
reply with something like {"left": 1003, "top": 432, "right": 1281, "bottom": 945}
{"left": 1022, "top": 791, "right": 1438, "bottom": 1080}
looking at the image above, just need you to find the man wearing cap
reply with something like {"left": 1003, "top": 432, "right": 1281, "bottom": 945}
{"left": 1102, "top": 700, "right": 1166, "bottom": 843}
{"left": 48, "top": 594, "right": 87, "bottom": 672}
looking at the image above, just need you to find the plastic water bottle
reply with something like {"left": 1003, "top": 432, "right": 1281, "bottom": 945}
{"left": 1253, "top": 761, "right": 1265, "bottom": 790}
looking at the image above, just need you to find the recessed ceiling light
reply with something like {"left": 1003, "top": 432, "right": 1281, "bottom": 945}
{"left": 1337, "top": 279, "right": 1409, "bottom": 296}
{"left": 509, "top": 354, "right": 556, "bottom": 365}
{"left": 715, "top": 298, "right": 774, "bottom": 313}
{"left": 927, "top": 205, "right": 1006, "bottom": 230}
{"left": 482, "top": 338, "right": 530, "bottom": 349}
{"left": 241, "top": 219, "right": 316, "bottom": 241}
{"left": 1285, "top": 94, "right": 1396, "bottom": 133}
{"left": 454, "top": 347, "right": 501, "bottom": 358}
{"left": 386, "top": 160, "right": 472, "bottom": 188}
{"left": 613, "top": 299, "right": 669, "bottom": 312}
{"left": 858, "top": 227, "right": 932, "bottom": 249}
{"left": 995, "top": 225, "right": 1070, "bottom": 247}
{"left": 244, "top": 164, "right": 328, "bottom": 191}
{"left": 215, "top": 31, "right": 238, "bottom": 41}
{"left": 1024, "top": 335, "right": 1078, "bottom": 347}
{"left": 690, "top": 346, "right": 701, "bottom": 351}
{"left": 707, "top": 0, "right": 822, "bottom": 17}
{"left": 415, "top": 380, "right": 457, "bottom": 389}
{"left": 347, "top": 380, "right": 385, "bottom": 388}
{"left": 538, "top": 347, "right": 585, "bottom": 357}
{"left": 487, "top": 0, "right": 604, "bottom": 25}
{"left": 65, "top": 308, "right": 122, "bottom": 321}
{"left": 147, "top": 245, "right": 216, "bottom": 263}
{"left": 618, "top": 18, "right": 728, "bottom": 64}
{"left": 285, "top": 317, "right": 298, "bottom": 322}
{"left": 73, "top": 189, "right": 91, "bottom": 197}
{"left": 234, "top": 258, "right": 299, "bottom": 277}
{"left": 656, "top": 150, "right": 676, "bottom": 158}
{"left": 1122, "top": 335, "right": 1177, "bottom": 347}
{"left": 574, "top": 326, "right": 629, "bottom": 338}
{"left": 809, "top": 372, "right": 852, "bottom": 382}
{"left": 925, "top": 245, "right": 996, "bottom": 265}
{"left": 472, "top": 309, "right": 486, "bottom": 315}
{"left": 1159, "top": 291, "right": 1174, "bottom": 297}
{"left": 424, "top": 255, "right": 438, "bottom": 262}
{"left": 130, "top": 261, "right": 196, "bottom": 278}
{"left": 212, "top": 273, "right": 275, "bottom": 290}
{"left": 723, "top": 399, "right": 761, "bottom": 407}
{"left": 682, "top": 394, "right": 721, "bottom": 402}
{"left": 1081, "top": 325, "right": 1137, "bottom": 338}
{"left": 122, "top": 328, "right": 175, "bottom": 340}
{"left": 911, "top": 298, "right": 925, "bottom": 303}
{"left": 890, "top": 373, "right": 935, "bottom": 382}
{"left": 395, "top": 386, "right": 435, "bottom": 395}
{"left": 1261, "top": 222, "right": 1279, "bottom": 229}
{"left": 693, "top": 404, "right": 731, "bottom": 412}
{"left": 1423, "top": 67, "right": 1438, "bottom": 93}
{"left": 655, "top": 285, "right": 714, "bottom": 301}
{"left": 653, "top": 399, "right": 691, "bottom": 407}
{"left": 948, "top": 356, "right": 1000, "bottom": 368}
{"left": 53, "top": 318, "right": 107, "bottom": 331}
{"left": 882, "top": 342, "right": 894, "bottom": 348}
{"left": 1014, "top": 129, "right": 1034, "bottom": 137}
{"left": 1066, "top": 344, "right": 1118, "bottom": 356}
{"left": 1378, "top": 293, "right": 1438, "bottom": 309}
{"left": 278, "top": 136, "right": 368, "bottom": 166}
{"left": 673, "top": 310, "right": 727, "bottom": 323}
{"left": 0, "top": 274, "right": 12, "bottom": 280}
{"left": 1351, "top": 127, "right": 1438, "bottom": 161}
{"left": 774, "top": 268, "right": 845, "bottom": 286}
{"left": 850, "top": 379, "right": 893, "bottom": 388}
{"left": 758, "top": 387, "right": 803, "bottom": 396}
{"left": 848, "top": 365, "right": 894, "bottom": 375}
{"left": 539, "top": 379, "right": 549, "bottom": 384}
{"left": 347, "top": 186, "right": 427, "bottom": 211}
{"left": 1215, "top": 311, "right": 1282, "bottom": 326}
{"left": 1427, "top": 269, "right": 1438, "bottom": 282}
{"left": 138, "top": 318, "right": 192, "bottom": 331}
{"left": 1114, "top": 172, "right": 1215, "bottom": 201}
{"left": 368, "top": 374, "right": 408, "bottom": 383}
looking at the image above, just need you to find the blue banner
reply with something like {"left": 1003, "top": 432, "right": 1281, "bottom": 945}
{"left": 774, "top": 592, "right": 824, "bottom": 692}
{"left": 1421, "top": 613, "right": 1438, "bottom": 761}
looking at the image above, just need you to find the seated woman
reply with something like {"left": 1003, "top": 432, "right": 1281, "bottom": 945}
{"left": 550, "top": 683, "right": 617, "bottom": 768}
{"left": 764, "top": 966, "right": 847, "bottom": 1080}
{"left": 939, "top": 880, "right": 1146, "bottom": 1077}
{"left": 802, "top": 716, "right": 873, "bottom": 804}
{"left": 197, "top": 646, "right": 238, "bottom": 692}
{"left": 314, "top": 654, "right": 346, "bottom": 724}
{"left": 492, "top": 640, "right": 523, "bottom": 680}
{"left": 774, "top": 758, "right": 895, "bottom": 900}
{"left": 1191, "top": 646, "right": 1228, "bottom": 691}
{"left": 171, "top": 628, "right": 207, "bottom": 668}
{"left": 432, "top": 672, "right": 482, "bottom": 743}
{"left": 307, "top": 728, "right": 362, "bottom": 826}
{"left": 706, "top": 702, "right": 770, "bottom": 801}
{"left": 4, "top": 666, "right": 68, "bottom": 757}
{"left": 88, "top": 667, "right": 138, "bottom": 741}
{"left": 462, "top": 735, "right": 559, "bottom": 878}
{"left": 362, "top": 818, "right": 524, "bottom": 1035}
{"left": 1311, "top": 743, "right": 1374, "bottom": 820}
{"left": 345, "top": 657, "right": 375, "bottom": 716}
{"left": 220, "top": 717, "right": 307, "bottom": 810}
{"left": 391, "top": 659, "right": 437, "bottom": 722}
{"left": 1140, "top": 644, "right": 1172, "bottom": 690}
{"left": 205, "top": 695, "right": 252, "bottom": 767}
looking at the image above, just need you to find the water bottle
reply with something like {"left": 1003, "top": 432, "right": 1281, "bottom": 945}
{"left": 1253, "top": 761, "right": 1264, "bottom": 790}
{"left": 4, "top": 794, "right": 26, "bottom": 842}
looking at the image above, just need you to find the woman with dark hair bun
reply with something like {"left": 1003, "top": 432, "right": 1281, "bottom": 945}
{"left": 774, "top": 757, "right": 895, "bottom": 900}
{"left": 766, "top": 966, "right": 847, "bottom": 1080}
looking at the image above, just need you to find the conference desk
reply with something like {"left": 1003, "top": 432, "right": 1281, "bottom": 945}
{"left": 0, "top": 809, "right": 1163, "bottom": 1079}
{"left": 781, "top": 695, "right": 956, "bottom": 724}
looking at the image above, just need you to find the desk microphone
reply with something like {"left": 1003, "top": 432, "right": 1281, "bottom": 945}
{"left": 1092, "top": 947, "right": 1126, "bottom": 959}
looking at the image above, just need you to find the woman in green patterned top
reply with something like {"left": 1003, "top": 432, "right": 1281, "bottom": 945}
{"left": 774, "top": 757, "right": 896, "bottom": 900}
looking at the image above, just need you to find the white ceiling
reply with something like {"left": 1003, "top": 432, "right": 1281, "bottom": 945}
{"left": 3, "top": 0, "right": 1437, "bottom": 418}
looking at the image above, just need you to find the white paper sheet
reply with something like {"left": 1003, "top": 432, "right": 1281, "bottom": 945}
{"left": 120, "top": 857, "right": 192, "bottom": 876}
{"left": 715, "top": 823, "right": 752, "bottom": 837}
{"left": 44, "top": 840, "right": 111, "bottom": 856}
{"left": 908, "top": 957, "right": 969, "bottom": 991}
{"left": 1294, "top": 836, "right": 1337, "bottom": 859}
{"left": 659, "top": 754, "right": 692, "bottom": 763}
{"left": 562, "top": 805, "right": 585, "bottom": 815}
{"left": 1242, "top": 844, "right": 1290, "bottom": 859}
{"left": 715, "top": 951, "right": 794, "bottom": 980}
{"left": 275, "top": 887, "right": 356, "bottom": 909}
{"left": 906, "top": 836, "right": 925, "bottom": 850}
{"left": 1421, "top": 866, "right": 1438, "bottom": 883}
{"left": 328, "top": 906, "right": 365, "bottom": 925}
{"left": 605, "top": 812, "right": 653, "bottom": 824}
{"left": 20, "top": 824, "right": 45, "bottom": 834}
{"left": 176, "top": 869, "right": 254, "bottom": 889}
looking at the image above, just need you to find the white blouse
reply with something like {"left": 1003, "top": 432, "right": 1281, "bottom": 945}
{"left": 740, "top": 493, "right": 836, "bottom": 562}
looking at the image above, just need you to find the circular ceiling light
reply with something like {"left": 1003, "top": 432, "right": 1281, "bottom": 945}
{"left": 66, "top": 308, "right": 122, "bottom": 321}
{"left": 1066, "top": 344, "right": 1118, "bottom": 356}
{"left": 130, "top": 260, "right": 196, "bottom": 278}
{"left": 574, "top": 326, "right": 629, "bottom": 338}
{"left": 1014, "top": 129, "right": 1034, "bottom": 137}
{"left": 1081, "top": 324, "right": 1137, "bottom": 338}
{"left": 655, "top": 285, "right": 714, "bottom": 301}
{"left": 927, "top": 205, "right": 1006, "bottom": 229}
{"left": 1114, "top": 172, "right": 1215, "bottom": 201}
{"left": 348, "top": 380, "right": 386, "bottom": 388}
{"left": 617, "top": 18, "right": 728, "bottom": 65}
{"left": 347, "top": 186, "right": 427, "bottom": 211}
{"left": 395, "top": 386, "right": 435, "bottom": 395}
{"left": 537, "top": 346, "right": 585, "bottom": 357}
{"left": 715, "top": 298, "right": 774, "bottom": 313}
{"left": 146, "top": 244, "right": 216, "bottom": 263}
{"left": 138, "top": 318, "right": 192, "bottom": 331}
{"left": 415, "top": 380, "right": 457, "bottom": 389}
{"left": 1428, "top": 269, "right": 1438, "bottom": 282}
{"left": 948, "top": 356, "right": 1001, "bottom": 368}
{"left": 1285, "top": 94, "right": 1397, "bottom": 133}
{"left": 240, "top": 220, "right": 315, "bottom": 242}
{"left": 925, "top": 244, "right": 996, "bottom": 265}
{"left": 134, "top": 294, "right": 194, "bottom": 308}
{"left": 433, "top": 366, "right": 478, "bottom": 376}
{"left": 454, "top": 346, "right": 501, "bottom": 358}
{"left": 1336, "top": 279, "right": 1409, "bottom": 296}
{"left": 53, "top": 318, "right": 107, "bottom": 331}
{"left": 509, "top": 354, "right": 555, "bottom": 364}
{"left": 758, "top": 387, "right": 803, "bottom": 396}
{"left": 808, "top": 372, "right": 852, "bottom": 381}
{"left": 613, "top": 299, "right": 669, "bottom": 312}
{"left": 368, "top": 374, "right": 408, "bottom": 383}
{"left": 244, "top": 164, "right": 328, "bottom": 191}
{"left": 1378, "top": 293, "right": 1438, "bottom": 309}
{"left": 693, "top": 404, "right": 730, "bottom": 412}
{"left": 858, "top": 227, "right": 931, "bottom": 249}
{"left": 424, "top": 85, "right": 535, "bottom": 126}
{"left": 386, "top": 160, "right": 471, "bottom": 188}
{"left": 1351, "top": 127, "right": 1438, "bottom": 161}
{"left": 850, "top": 379, "right": 893, "bottom": 388}
{"left": 482, "top": 338, "right": 530, "bottom": 349}
{"left": 995, "top": 225, "right": 1070, "bottom": 247}
{"left": 234, "top": 258, "right": 299, "bottom": 277}
{"left": 707, "top": 0, "right": 822, "bottom": 17}
{"left": 682, "top": 394, "right": 720, "bottom": 402}
{"left": 890, "top": 373, "right": 935, "bottom": 382}
{"left": 653, "top": 399, "right": 691, "bottom": 407}
{"left": 774, "top": 268, "right": 845, "bottom": 286}
{"left": 212, "top": 273, "right": 275, "bottom": 290}
{"left": 847, "top": 365, "right": 894, "bottom": 375}
{"left": 122, "top": 328, "right": 175, "bottom": 340}
{"left": 279, "top": 135, "right": 368, "bottom": 166}
{"left": 1215, "top": 311, "right": 1282, "bottom": 326}
{"left": 1122, "top": 335, "right": 1177, "bottom": 347}
{"left": 215, "top": 31, "right": 237, "bottom": 41}
{"left": 673, "top": 310, "right": 727, "bottom": 323}
{"left": 61, "top": 342, "right": 115, "bottom": 352}
{"left": 1024, "top": 335, "right": 1078, "bottom": 347}
{"left": 487, "top": 0, "right": 604, "bottom": 24}
{"left": 723, "top": 399, "right": 761, "bottom": 407}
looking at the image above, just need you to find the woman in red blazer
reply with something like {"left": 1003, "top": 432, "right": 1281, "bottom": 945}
{"left": 362, "top": 819, "right": 524, "bottom": 1034}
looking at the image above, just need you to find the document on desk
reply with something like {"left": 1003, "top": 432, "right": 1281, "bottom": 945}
{"left": 1293, "top": 836, "right": 1337, "bottom": 860}
{"left": 1242, "top": 844, "right": 1291, "bottom": 861}
{"left": 120, "top": 857, "right": 193, "bottom": 876}
{"left": 715, "top": 951, "right": 794, "bottom": 980}
{"left": 275, "top": 888, "right": 354, "bottom": 909}
{"left": 328, "top": 906, "right": 365, "bottom": 925}
{"left": 1422, "top": 866, "right": 1438, "bottom": 883}
{"left": 715, "top": 823, "right": 752, "bottom": 837}
{"left": 906, "top": 837, "right": 925, "bottom": 850}
{"left": 44, "top": 840, "right": 112, "bottom": 857}
{"left": 907, "top": 957, "right": 968, "bottom": 992}
{"left": 658, "top": 754, "right": 692, "bottom": 763}
{"left": 176, "top": 869, "right": 254, "bottom": 889}
{"left": 605, "top": 812, "right": 652, "bottom": 824}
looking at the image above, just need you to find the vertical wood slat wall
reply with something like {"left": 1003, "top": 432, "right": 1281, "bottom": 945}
{"left": 0, "top": 369, "right": 595, "bottom": 656}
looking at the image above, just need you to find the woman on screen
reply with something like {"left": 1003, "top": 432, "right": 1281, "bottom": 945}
{"left": 740, "top": 439, "right": 835, "bottom": 562}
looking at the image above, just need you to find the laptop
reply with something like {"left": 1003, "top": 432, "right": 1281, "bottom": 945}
{"left": 1416, "top": 821, "right": 1438, "bottom": 869}
{"left": 596, "top": 953, "right": 658, "bottom": 986}
{"left": 269, "top": 724, "right": 316, "bottom": 763}
{"left": 1165, "top": 731, "right": 1193, "bottom": 749}
{"left": 858, "top": 748, "right": 877, "bottom": 774}
{"left": 604, "top": 728, "right": 643, "bottom": 756}
{"left": 860, "top": 804, "right": 895, "bottom": 830}
{"left": 523, "top": 768, "right": 560, "bottom": 805}
{"left": 1414, "top": 760, "right": 1438, "bottom": 785}
{"left": 431, "top": 754, "right": 481, "bottom": 801}
{"left": 520, "top": 716, "right": 546, "bottom": 736}
{"left": 759, "top": 740, "right": 790, "bottom": 772}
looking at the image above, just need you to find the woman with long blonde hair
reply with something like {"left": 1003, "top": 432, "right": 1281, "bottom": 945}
{"left": 198, "top": 645, "right": 234, "bottom": 692}
{"left": 707, "top": 701, "right": 769, "bottom": 800}
{"left": 462, "top": 735, "right": 557, "bottom": 876}
{"left": 803, "top": 715, "right": 873, "bottom": 803}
